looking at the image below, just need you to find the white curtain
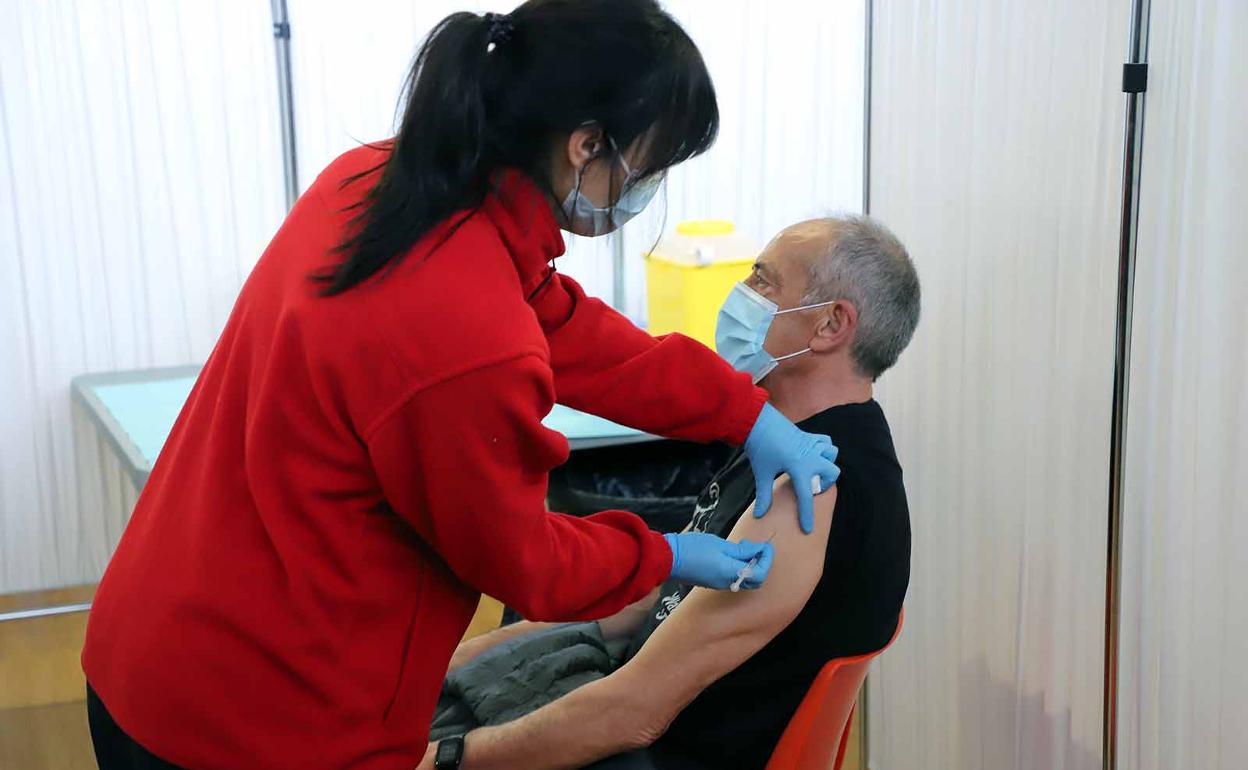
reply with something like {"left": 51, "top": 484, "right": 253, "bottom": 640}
{"left": 865, "top": 2, "right": 1131, "bottom": 768}
{"left": 0, "top": 0, "right": 285, "bottom": 593}
{"left": 1116, "top": 1, "right": 1248, "bottom": 768}
{"left": 287, "top": 0, "right": 866, "bottom": 321}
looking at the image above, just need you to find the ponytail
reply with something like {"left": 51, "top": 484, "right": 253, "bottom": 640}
{"left": 318, "top": 0, "right": 719, "bottom": 295}
{"left": 318, "top": 13, "right": 495, "bottom": 294}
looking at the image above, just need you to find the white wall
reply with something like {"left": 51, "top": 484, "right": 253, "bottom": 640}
{"left": 0, "top": 0, "right": 285, "bottom": 593}
{"left": 1117, "top": 1, "right": 1248, "bottom": 767}
{"left": 865, "top": 2, "right": 1131, "bottom": 768}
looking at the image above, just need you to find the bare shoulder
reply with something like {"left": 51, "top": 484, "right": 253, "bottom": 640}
{"left": 601, "top": 476, "right": 838, "bottom": 735}
{"left": 671, "top": 475, "right": 837, "bottom": 640}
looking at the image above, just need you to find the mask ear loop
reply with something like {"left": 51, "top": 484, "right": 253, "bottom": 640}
{"left": 772, "top": 298, "right": 837, "bottom": 316}
{"left": 605, "top": 135, "right": 631, "bottom": 227}
{"left": 550, "top": 124, "right": 605, "bottom": 299}
{"left": 612, "top": 136, "right": 641, "bottom": 192}
{"left": 771, "top": 299, "right": 839, "bottom": 360}
{"left": 562, "top": 163, "right": 585, "bottom": 227}
{"left": 564, "top": 121, "right": 611, "bottom": 226}
{"left": 773, "top": 347, "right": 813, "bottom": 362}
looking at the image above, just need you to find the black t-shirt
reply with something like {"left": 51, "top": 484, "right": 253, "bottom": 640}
{"left": 627, "top": 400, "right": 911, "bottom": 770}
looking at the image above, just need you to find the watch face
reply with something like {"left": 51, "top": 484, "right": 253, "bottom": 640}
{"left": 435, "top": 737, "right": 463, "bottom": 767}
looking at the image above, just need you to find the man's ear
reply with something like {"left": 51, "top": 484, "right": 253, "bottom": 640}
{"left": 565, "top": 124, "right": 606, "bottom": 172}
{"left": 809, "top": 301, "right": 857, "bottom": 353}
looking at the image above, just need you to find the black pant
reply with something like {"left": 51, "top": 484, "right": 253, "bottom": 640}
{"left": 581, "top": 750, "right": 661, "bottom": 769}
{"left": 87, "top": 684, "right": 186, "bottom": 770}
{"left": 583, "top": 747, "right": 708, "bottom": 770}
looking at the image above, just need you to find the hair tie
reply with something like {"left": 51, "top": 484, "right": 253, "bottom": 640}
{"left": 484, "top": 12, "right": 515, "bottom": 51}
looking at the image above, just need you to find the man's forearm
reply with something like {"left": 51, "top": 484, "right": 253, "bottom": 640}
{"left": 450, "top": 620, "right": 558, "bottom": 672}
{"left": 597, "top": 585, "right": 661, "bottom": 641}
{"left": 459, "top": 672, "right": 656, "bottom": 770}
{"left": 453, "top": 588, "right": 659, "bottom": 673}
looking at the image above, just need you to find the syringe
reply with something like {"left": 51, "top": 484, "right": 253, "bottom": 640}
{"left": 730, "top": 532, "right": 776, "bottom": 592}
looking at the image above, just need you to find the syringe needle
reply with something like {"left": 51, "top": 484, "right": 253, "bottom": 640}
{"left": 730, "top": 532, "right": 776, "bottom": 592}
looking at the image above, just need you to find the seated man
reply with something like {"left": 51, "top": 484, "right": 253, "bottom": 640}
{"left": 421, "top": 215, "right": 919, "bottom": 770}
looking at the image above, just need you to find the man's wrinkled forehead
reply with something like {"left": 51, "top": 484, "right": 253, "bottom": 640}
{"left": 759, "top": 220, "right": 842, "bottom": 284}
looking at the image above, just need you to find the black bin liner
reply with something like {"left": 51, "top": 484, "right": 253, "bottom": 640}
{"left": 498, "top": 439, "right": 734, "bottom": 626}
{"left": 546, "top": 439, "right": 735, "bottom": 535}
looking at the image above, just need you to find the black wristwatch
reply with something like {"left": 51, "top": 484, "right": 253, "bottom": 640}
{"left": 434, "top": 736, "right": 465, "bottom": 769}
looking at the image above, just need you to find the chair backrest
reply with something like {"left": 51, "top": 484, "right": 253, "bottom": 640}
{"left": 764, "top": 610, "right": 905, "bottom": 770}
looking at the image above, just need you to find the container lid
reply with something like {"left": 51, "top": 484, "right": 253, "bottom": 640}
{"left": 649, "top": 220, "right": 757, "bottom": 267}
{"left": 676, "top": 220, "right": 735, "bottom": 237}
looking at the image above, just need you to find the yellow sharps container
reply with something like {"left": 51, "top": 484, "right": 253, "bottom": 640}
{"left": 645, "top": 220, "right": 757, "bottom": 348}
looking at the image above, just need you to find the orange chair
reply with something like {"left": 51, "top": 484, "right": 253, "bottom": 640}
{"left": 765, "top": 611, "right": 905, "bottom": 770}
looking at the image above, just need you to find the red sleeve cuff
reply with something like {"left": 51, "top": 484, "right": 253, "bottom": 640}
{"left": 724, "top": 384, "right": 769, "bottom": 446}
{"left": 647, "top": 526, "right": 675, "bottom": 581}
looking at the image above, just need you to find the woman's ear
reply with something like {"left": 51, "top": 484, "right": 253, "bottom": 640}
{"left": 565, "top": 124, "right": 606, "bottom": 171}
{"left": 810, "top": 300, "right": 857, "bottom": 353}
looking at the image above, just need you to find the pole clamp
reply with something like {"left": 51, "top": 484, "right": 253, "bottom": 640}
{"left": 1122, "top": 63, "right": 1148, "bottom": 93}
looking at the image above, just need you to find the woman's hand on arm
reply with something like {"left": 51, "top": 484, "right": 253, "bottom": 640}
{"left": 745, "top": 402, "right": 841, "bottom": 531}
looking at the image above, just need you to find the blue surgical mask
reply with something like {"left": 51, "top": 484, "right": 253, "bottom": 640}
{"left": 562, "top": 138, "right": 664, "bottom": 237}
{"left": 715, "top": 282, "right": 836, "bottom": 384}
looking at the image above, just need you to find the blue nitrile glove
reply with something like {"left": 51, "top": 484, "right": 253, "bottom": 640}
{"left": 744, "top": 402, "right": 840, "bottom": 534}
{"left": 663, "top": 532, "right": 775, "bottom": 591}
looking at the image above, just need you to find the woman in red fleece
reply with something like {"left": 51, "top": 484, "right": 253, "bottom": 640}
{"left": 82, "top": 3, "right": 839, "bottom": 769}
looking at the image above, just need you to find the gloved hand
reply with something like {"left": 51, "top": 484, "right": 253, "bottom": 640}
{"left": 663, "top": 532, "right": 775, "bottom": 591}
{"left": 744, "top": 402, "right": 840, "bottom": 533}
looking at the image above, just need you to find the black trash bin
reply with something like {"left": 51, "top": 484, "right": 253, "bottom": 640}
{"left": 498, "top": 439, "right": 735, "bottom": 625}
{"left": 547, "top": 439, "right": 734, "bottom": 533}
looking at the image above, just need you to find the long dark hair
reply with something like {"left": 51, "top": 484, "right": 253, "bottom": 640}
{"left": 316, "top": 0, "right": 719, "bottom": 295}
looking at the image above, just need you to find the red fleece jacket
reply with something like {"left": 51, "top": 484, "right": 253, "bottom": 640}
{"left": 81, "top": 145, "right": 766, "bottom": 770}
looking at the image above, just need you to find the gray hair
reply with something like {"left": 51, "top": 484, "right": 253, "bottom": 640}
{"left": 801, "top": 215, "right": 920, "bottom": 380}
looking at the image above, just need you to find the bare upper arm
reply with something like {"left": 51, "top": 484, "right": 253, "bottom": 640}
{"left": 604, "top": 476, "right": 838, "bottom": 738}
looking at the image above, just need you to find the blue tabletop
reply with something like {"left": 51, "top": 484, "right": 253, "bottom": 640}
{"left": 91, "top": 376, "right": 198, "bottom": 467}
{"left": 83, "top": 373, "right": 645, "bottom": 470}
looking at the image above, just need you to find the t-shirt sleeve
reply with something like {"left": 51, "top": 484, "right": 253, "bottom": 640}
{"left": 821, "top": 466, "right": 869, "bottom": 578}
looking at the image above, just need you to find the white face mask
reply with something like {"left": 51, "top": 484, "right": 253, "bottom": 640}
{"left": 561, "top": 138, "right": 664, "bottom": 237}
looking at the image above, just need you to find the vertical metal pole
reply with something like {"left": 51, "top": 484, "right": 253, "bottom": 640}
{"left": 860, "top": 2, "right": 873, "bottom": 768}
{"left": 270, "top": 0, "right": 299, "bottom": 210}
{"left": 1104, "top": 0, "right": 1151, "bottom": 767}
{"left": 612, "top": 230, "right": 626, "bottom": 311}
{"left": 861, "top": 0, "right": 873, "bottom": 217}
